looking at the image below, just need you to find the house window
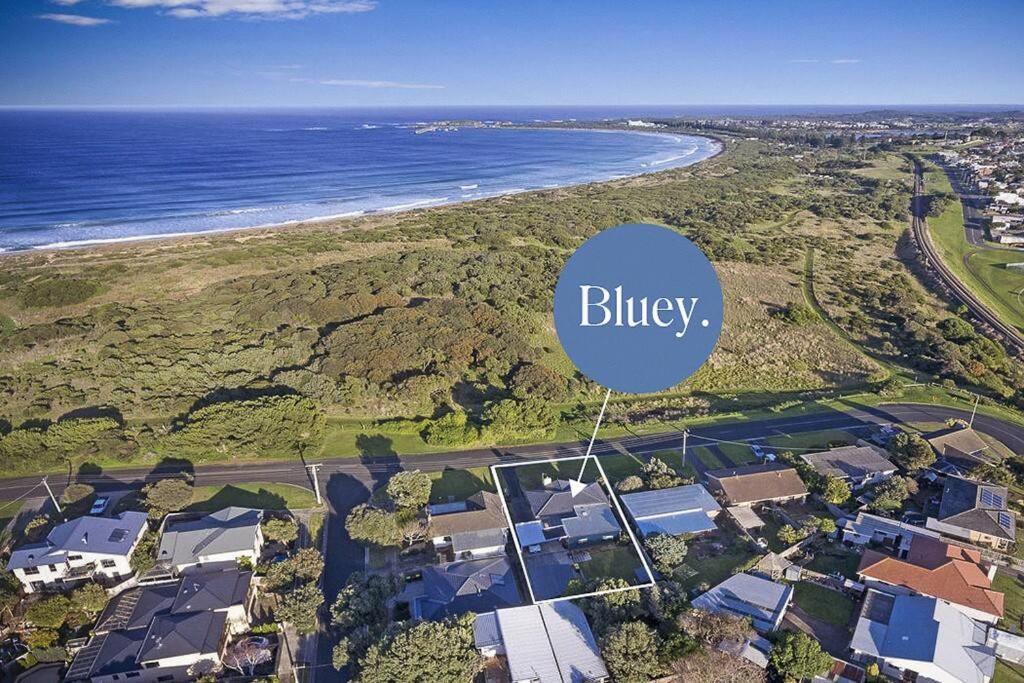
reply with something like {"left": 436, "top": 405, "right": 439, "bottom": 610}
{"left": 68, "top": 554, "right": 83, "bottom": 561}
{"left": 157, "top": 676, "right": 174, "bottom": 682}
{"left": 126, "top": 674, "right": 140, "bottom": 679}
{"left": 23, "top": 567, "right": 40, "bottom": 575}
{"left": 100, "top": 559, "right": 117, "bottom": 569}
{"left": 47, "top": 565, "right": 58, "bottom": 572}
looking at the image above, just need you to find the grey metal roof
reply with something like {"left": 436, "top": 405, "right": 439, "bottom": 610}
{"left": 157, "top": 506, "right": 262, "bottom": 567}
{"left": 94, "top": 582, "right": 180, "bottom": 634}
{"left": 7, "top": 511, "right": 148, "bottom": 570}
{"left": 473, "top": 611, "right": 501, "bottom": 649}
{"left": 451, "top": 527, "right": 506, "bottom": 554}
{"left": 171, "top": 567, "right": 251, "bottom": 614}
{"left": 493, "top": 602, "right": 608, "bottom": 683}
{"left": 419, "top": 556, "right": 521, "bottom": 619}
{"left": 526, "top": 480, "right": 607, "bottom": 521}
{"left": 936, "top": 476, "right": 1016, "bottom": 541}
{"left": 562, "top": 503, "right": 620, "bottom": 539}
{"left": 79, "top": 629, "right": 147, "bottom": 678}
{"left": 621, "top": 484, "right": 721, "bottom": 520}
{"left": 636, "top": 510, "right": 717, "bottom": 536}
{"left": 515, "top": 520, "right": 547, "bottom": 547}
{"left": 692, "top": 573, "right": 792, "bottom": 631}
{"left": 852, "top": 590, "right": 995, "bottom": 683}
{"left": 800, "top": 445, "right": 897, "bottom": 480}
{"left": 138, "top": 610, "right": 227, "bottom": 662}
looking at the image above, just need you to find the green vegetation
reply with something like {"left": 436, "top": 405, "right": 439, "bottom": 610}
{"left": 578, "top": 544, "right": 645, "bottom": 583}
{"left": 189, "top": 483, "right": 319, "bottom": 511}
{"left": 806, "top": 547, "right": 861, "bottom": 579}
{"left": 994, "top": 571, "right": 1024, "bottom": 633}
{"left": 764, "top": 429, "right": 858, "bottom": 452}
{"left": 792, "top": 582, "right": 856, "bottom": 625}
{"left": 922, "top": 160, "right": 1024, "bottom": 334}
{"left": 995, "top": 661, "right": 1024, "bottom": 683}
{"left": 769, "top": 631, "right": 834, "bottom": 682}
{"left": 427, "top": 466, "right": 494, "bottom": 503}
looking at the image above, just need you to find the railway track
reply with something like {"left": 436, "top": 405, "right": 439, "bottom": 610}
{"left": 910, "top": 162, "right": 1024, "bottom": 357}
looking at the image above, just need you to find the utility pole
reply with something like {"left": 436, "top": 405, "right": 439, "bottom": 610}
{"left": 969, "top": 393, "right": 980, "bottom": 428}
{"left": 681, "top": 429, "right": 689, "bottom": 468}
{"left": 41, "top": 476, "right": 62, "bottom": 517}
{"left": 305, "top": 464, "right": 324, "bottom": 506}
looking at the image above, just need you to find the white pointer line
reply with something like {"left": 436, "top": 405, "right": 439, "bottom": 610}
{"left": 578, "top": 388, "right": 613, "bottom": 481}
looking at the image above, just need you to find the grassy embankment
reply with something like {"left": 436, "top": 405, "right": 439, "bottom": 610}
{"left": 923, "top": 161, "right": 1024, "bottom": 333}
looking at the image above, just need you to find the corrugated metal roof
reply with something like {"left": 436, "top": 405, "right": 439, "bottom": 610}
{"left": 492, "top": 602, "right": 609, "bottom": 683}
{"left": 620, "top": 484, "right": 721, "bottom": 520}
{"left": 636, "top": 510, "right": 717, "bottom": 536}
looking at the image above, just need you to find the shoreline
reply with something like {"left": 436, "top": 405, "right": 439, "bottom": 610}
{"left": 1, "top": 127, "right": 723, "bottom": 259}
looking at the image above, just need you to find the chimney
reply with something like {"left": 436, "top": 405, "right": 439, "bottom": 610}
{"left": 541, "top": 474, "right": 553, "bottom": 487}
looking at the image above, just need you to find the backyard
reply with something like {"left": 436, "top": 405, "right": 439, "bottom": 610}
{"left": 675, "top": 532, "right": 760, "bottom": 592}
{"left": 994, "top": 570, "right": 1024, "bottom": 633}
{"left": 792, "top": 581, "right": 856, "bottom": 626}
{"left": 428, "top": 466, "right": 494, "bottom": 503}
{"left": 578, "top": 543, "right": 647, "bottom": 583}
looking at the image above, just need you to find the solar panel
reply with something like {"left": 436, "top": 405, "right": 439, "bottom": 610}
{"left": 999, "top": 512, "right": 1012, "bottom": 529}
{"left": 981, "top": 489, "right": 994, "bottom": 506}
{"left": 108, "top": 528, "right": 128, "bottom": 543}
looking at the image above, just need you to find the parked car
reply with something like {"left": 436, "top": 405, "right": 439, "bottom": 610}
{"left": 89, "top": 496, "right": 110, "bottom": 515}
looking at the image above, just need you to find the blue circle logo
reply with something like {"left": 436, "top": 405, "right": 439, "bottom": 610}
{"left": 553, "top": 224, "right": 723, "bottom": 394}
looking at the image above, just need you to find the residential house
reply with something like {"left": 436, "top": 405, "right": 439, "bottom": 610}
{"left": 399, "top": 556, "right": 521, "bottom": 620}
{"left": 428, "top": 491, "right": 508, "bottom": 560}
{"left": 619, "top": 484, "right": 721, "bottom": 536}
{"left": 850, "top": 590, "right": 996, "bottom": 683}
{"left": 7, "top": 512, "right": 148, "bottom": 594}
{"left": 523, "top": 478, "right": 621, "bottom": 548}
{"left": 839, "top": 511, "right": 942, "bottom": 557}
{"left": 156, "top": 507, "right": 263, "bottom": 572}
{"left": 474, "top": 602, "right": 609, "bottom": 683}
{"left": 927, "top": 427, "right": 991, "bottom": 468}
{"left": 691, "top": 572, "right": 793, "bottom": 632}
{"left": 926, "top": 476, "right": 1016, "bottom": 550}
{"left": 799, "top": 444, "right": 897, "bottom": 489}
{"left": 856, "top": 535, "right": 1003, "bottom": 624}
{"left": 65, "top": 566, "right": 253, "bottom": 683}
{"left": 703, "top": 463, "right": 808, "bottom": 507}
{"left": 718, "top": 636, "right": 773, "bottom": 670}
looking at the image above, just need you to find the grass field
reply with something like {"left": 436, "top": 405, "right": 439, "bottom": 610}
{"left": 924, "top": 163, "right": 1024, "bottom": 333}
{"left": 852, "top": 154, "right": 914, "bottom": 185}
{"left": 677, "top": 536, "right": 760, "bottom": 591}
{"left": 994, "top": 571, "right": 1024, "bottom": 633}
{"left": 692, "top": 446, "right": 726, "bottom": 470}
{"left": 792, "top": 582, "right": 856, "bottom": 626}
{"left": 428, "top": 466, "right": 494, "bottom": 503}
{"left": 996, "top": 661, "right": 1024, "bottom": 683}
{"left": 0, "top": 500, "right": 25, "bottom": 532}
{"left": 188, "top": 482, "right": 320, "bottom": 511}
{"left": 764, "top": 428, "right": 860, "bottom": 453}
{"left": 806, "top": 547, "right": 862, "bottom": 579}
{"left": 578, "top": 544, "right": 645, "bottom": 583}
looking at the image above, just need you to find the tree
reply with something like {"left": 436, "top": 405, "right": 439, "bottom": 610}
{"left": 975, "top": 462, "right": 1016, "bottom": 487}
{"left": 332, "top": 573, "right": 401, "bottom": 631}
{"left": 0, "top": 571, "right": 22, "bottom": 618}
{"left": 345, "top": 504, "right": 402, "bottom": 547}
{"left": 600, "top": 621, "right": 662, "bottom": 683}
{"left": 385, "top": 470, "right": 432, "bottom": 511}
{"left": 871, "top": 475, "right": 916, "bottom": 513}
{"left": 677, "top": 608, "right": 754, "bottom": 647}
{"left": 275, "top": 582, "right": 323, "bottom": 634}
{"left": 224, "top": 639, "right": 273, "bottom": 676}
{"left": 24, "top": 628, "right": 60, "bottom": 649}
{"left": 888, "top": 431, "right": 936, "bottom": 471}
{"left": 822, "top": 475, "right": 851, "bottom": 505}
{"left": 777, "top": 524, "right": 805, "bottom": 546}
{"left": 131, "top": 530, "right": 158, "bottom": 574}
{"left": 641, "top": 457, "right": 684, "bottom": 490}
{"left": 26, "top": 595, "right": 70, "bottom": 629}
{"left": 358, "top": 615, "right": 481, "bottom": 683}
{"left": 60, "top": 483, "right": 94, "bottom": 506}
{"left": 671, "top": 647, "right": 767, "bottom": 683}
{"left": 770, "top": 631, "right": 833, "bottom": 682}
{"left": 264, "top": 548, "right": 324, "bottom": 592}
{"left": 24, "top": 515, "right": 50, "bottom": 542}
{"left": 141, "top": 477, "right": 193, "bottom": 519}
{"left": 262, "top": 518, "right": 299, "bottom": 545}
{"left": 333, "top": 639, "right": 351, "bottom": 671}
{"left": 577, "top": 578, "right": 645, "bottom": 635}
{"left": 817, "top": 517, "right": 837, "bottom": 535}
{"left": 73, "top": 583, "right": 109, "bottom": 616}
{"left": 615, "top": 475, "right": 644, "bottom": 493}
{"left": 645, "top": 533, "right": 688, "bottom": 574}
{"left": 422, "top": 410, "right": 477, "bottom": 446}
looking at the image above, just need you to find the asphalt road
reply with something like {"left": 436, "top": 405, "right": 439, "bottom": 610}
{"left": 940, "top": 162, "right": 990, "bottom": 248}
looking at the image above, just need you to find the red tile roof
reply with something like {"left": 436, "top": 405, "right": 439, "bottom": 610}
{"left": 857, "top": 536, "right": 1004, "bottom": 618}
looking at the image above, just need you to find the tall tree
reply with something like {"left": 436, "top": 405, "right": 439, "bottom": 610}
{"left": 769, "top": 631, "right": 833, "bottom": 682}
{"left": 600, "top": 621, "right": 663, "bottom": 683}
{"left": 385, "top": 470, "right": 432, "bottom": 511}
{"left": 357, "top": 615, "right": 481, "bottom": 683}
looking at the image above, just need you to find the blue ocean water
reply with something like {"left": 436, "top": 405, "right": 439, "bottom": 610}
{"left": 0, "top": 107, "right": 721, "bottom": 251}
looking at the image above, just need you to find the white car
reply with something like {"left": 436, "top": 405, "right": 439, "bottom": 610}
{"left": 89, "top": 496, "right": 110, "bottom": 515}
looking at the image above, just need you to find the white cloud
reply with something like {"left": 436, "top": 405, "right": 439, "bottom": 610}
{"left": 830, "top": 58, "right": 862, "bottom": 64}
{"left": 37, "top": 12, "right": 112, "bottom": 25}
{"left": 49, "top": 0, "right": 87, "bottom": 5}
{"left": 291, "top": 77, "right": 445, "bottom": 90}
{"left": 106, "top": 0, "right": 376, "bottom": 19}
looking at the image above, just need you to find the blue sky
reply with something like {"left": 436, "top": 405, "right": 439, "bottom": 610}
{"left": 2, "top": 0, "right": 1022, "bottom": 107}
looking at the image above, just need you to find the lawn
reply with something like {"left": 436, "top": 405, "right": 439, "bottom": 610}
{"left": 188, "top": 482, "right": 320, "bottom": 511}
{"left": 764, "top": 429, "right": 859, "bottom": 453}
{"left": 428, "top": 466, "right": 495, "bottom": 503}
{"left": 994, "top": 570, "right": 1024, "bottom": 633}
{"left": 692, "top": 447, "right": 726, "bottom": 470}
{"left": 509, "top": 459, "right": 600, "bottom": 490}
{"left": 996, "top": 661, "right": 1024, "bottom": 683}
{"left": 792, "top": 581, "right": 856, "bottom": 626}
{"left": 806, "top": 547, "right": 862, "bottom": 579}
{"left": 578, "top": 544, "right": 645, "bottom": 583}
{"left": 677, "top": 535, "right": 760, "bottom": 591}
{"left": 923, "top": 162, "right": 1024, "bottom": 333}
{"left": 596, "top": 453, "right": 645, "bottom": 483}
{"left": 0, "top": 499, "right": 25, "bottom": 532}
{"left": 851, "top": 153, "right": 913, "bottom": 185}
{"left": 718, "top": 442, "right": 759, "bottom": 465}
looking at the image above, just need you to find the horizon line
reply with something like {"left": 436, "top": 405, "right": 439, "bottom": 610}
{"left": 1, "top": 102, "right": 1022, "bottom": 110}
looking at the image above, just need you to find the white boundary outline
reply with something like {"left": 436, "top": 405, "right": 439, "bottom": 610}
{"left": 491, "top": 452, "right": 656, "bottom": 605}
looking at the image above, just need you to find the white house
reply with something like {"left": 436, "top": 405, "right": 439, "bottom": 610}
{"left": 156, "top": 507, "right": 263, "bottom": 572}
{"left": 6, "top": 511, "right": 148, "bottom": 594}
